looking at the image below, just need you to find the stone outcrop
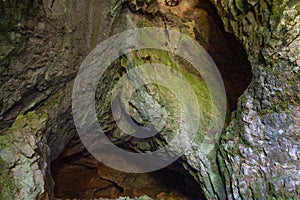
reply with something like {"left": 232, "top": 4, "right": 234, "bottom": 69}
{"left": 209, "top": 0, "right": 300, "bottom": 198}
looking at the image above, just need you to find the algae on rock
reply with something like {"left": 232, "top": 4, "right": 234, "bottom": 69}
{"left": 0, "top": 111, "right": 48, "bottom": 199}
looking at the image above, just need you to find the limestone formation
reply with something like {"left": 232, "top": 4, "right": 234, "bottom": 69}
{"left": 0, "top": 0, "right": 299, "bottom": 199}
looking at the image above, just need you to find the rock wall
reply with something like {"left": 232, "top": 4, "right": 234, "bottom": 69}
{"left": 0, "top": 0, "right": 299, "bottom": 199}
{"left": 209, "top": 0, "right": 300, "bottom": 198}
{"left": 0, "top": 0, "right": 113, "bottom": 198}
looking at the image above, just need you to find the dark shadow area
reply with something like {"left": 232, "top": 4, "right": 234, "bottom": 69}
{"left": 52, "top": 137, "right": 205, "bottom": 199}
{"left": 195, "top": 0, "right": 252, "bottom": 111}
{"left": 193, "top": 0, "right": 252, "bottom": 112}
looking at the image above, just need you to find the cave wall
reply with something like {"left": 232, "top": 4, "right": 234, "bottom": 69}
{"left": 209, "top": 0, "right": 300, "bottom": 198}
{"left": 0, "top": 0, "right": 299, "bottom": 199}
{"left": 0, "top": 0, "right": 114, "bottom": 199}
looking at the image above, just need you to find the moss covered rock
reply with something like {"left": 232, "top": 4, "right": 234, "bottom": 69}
{"left": 0, "top": 111, "right": 48, "bottom": 199}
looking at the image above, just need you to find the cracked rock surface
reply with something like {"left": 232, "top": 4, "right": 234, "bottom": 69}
{"left": 210, "top": 0, "right": 300, "bottom": 198}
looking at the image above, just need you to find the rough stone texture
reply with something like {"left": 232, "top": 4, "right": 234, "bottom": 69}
{"left": 209, "top": 0, "right": 300, "bottom": 199}
{"left": 92, "top": 1, "right": 251, "bottom": 199}
{"left": 0, "top": 0, "right": 298, "bottom": 199}
{"left": 0, "top": 0, "right": 114, "bottom": 199}
{"left": 0, "top": 111, "right": 48, "bottom": 199}
{"left": 0, "top": 0, "right": 251, "bottom": 199}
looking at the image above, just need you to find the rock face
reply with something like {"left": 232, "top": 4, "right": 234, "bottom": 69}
{"left": 0, "top": 111, "right": 48, "bottom": 200}
{"left": 0, "top": 0, "right": 299, "bottom": 200}
{"left": 0, "top": 0, "right": 113, "bottom": 198}
{"left": 209, "top": 0, "right": 300, "bottom": 199}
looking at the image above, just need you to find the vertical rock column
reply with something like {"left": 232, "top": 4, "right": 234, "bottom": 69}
{"left": 210, "top": 0, "right": 300, "bottom": 198}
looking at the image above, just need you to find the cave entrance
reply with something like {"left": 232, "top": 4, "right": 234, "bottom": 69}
{"left": 51, "top": 137, "right": 205, "bottom": 199}
{"left": 51, "top": 0, "right": 252, "bottom": 199}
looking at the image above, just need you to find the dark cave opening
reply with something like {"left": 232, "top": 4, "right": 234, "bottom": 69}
{"left": 51, "top": 137, "right": 205, "bottom": 200}
{"left": 208, "top": 32, "right": 252, "bottom": 112}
